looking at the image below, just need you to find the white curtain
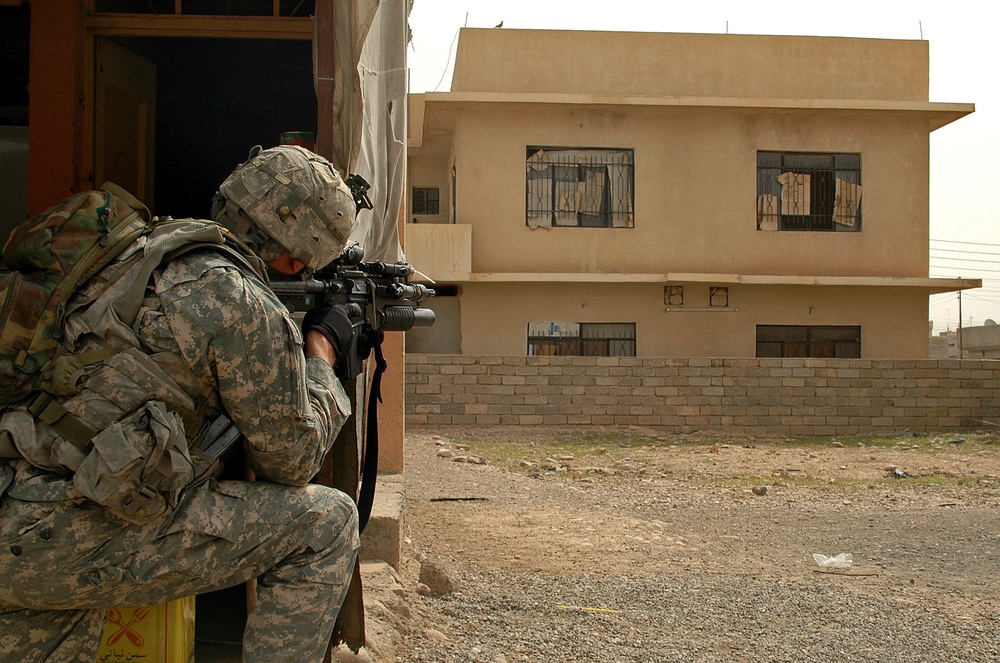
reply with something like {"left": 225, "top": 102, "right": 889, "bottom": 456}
{"left": 776, "top": 171, "right": 810, "bottom": 215}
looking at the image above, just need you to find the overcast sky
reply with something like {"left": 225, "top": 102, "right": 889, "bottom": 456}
{"left": 406, "top": 0, "right": 998, "bottom": 333}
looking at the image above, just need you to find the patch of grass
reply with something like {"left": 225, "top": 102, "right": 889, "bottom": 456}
{"left": 699, "top": 474, "right": 829, "bottom": 489}
{"left": 698, "top": 473, "right": 995, "bottom": 491}
{"left": 777, "top": 433, "right": 976, "bottom": 450}
{"left": 436, "top": 428, "right": 1000, "bottom": 483}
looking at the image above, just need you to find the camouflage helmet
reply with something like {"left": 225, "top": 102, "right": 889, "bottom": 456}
{"left": 213, "top": 145, "right": 355, "bottom": 270}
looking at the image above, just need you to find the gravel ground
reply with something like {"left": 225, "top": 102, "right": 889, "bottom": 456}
{"left": 378, "top": 426, "right": 1000, "bottom": 663}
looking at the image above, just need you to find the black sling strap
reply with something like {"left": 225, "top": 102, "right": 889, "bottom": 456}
{"left": 356, "top": 332, "right": 387, "bottom": 533}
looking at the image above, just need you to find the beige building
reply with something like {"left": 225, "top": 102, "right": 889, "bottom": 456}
{"left": 405, "top": 28, "right": 979, "bottom": 360}
{"left": 958, "top": 323, "right": 1000, "bottom": 358}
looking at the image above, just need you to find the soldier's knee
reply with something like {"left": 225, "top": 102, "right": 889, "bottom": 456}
{"left": 301, "top": 484, "right": 359, "bottom": 553}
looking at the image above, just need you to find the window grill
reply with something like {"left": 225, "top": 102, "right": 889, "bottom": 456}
{"left": 756, "top": 325, "right": 861, "bottom": 358}
{"left": 526, "top": 147, "right": 634, "bottom": 228}
{"left": 757, "top": 152, "right": 861, "bottom": 232}
{"left": 527, "top": 322, "right": 636, "bottom": 357}
{"left": 412, "top": 187, "right": 440, "bottom": 215}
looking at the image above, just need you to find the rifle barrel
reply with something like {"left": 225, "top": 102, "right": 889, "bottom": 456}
{"left": 270, "top": 279, "right": 348, "bottom": 297}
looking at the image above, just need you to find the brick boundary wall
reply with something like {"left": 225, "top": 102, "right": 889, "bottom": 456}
{"left": 404, "top": 355, "right": 1000, "bottom": 436}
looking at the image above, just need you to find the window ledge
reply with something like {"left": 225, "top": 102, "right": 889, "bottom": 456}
{"left": 663, "top": 307, "right": 739, "bottom": 313}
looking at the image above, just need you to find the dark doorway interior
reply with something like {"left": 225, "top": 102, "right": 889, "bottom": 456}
{"left": 107, "top": 36, "right": 316, "bottom": 220}
{"left": 0, "top": 5, "right": 30, "bottom": 244}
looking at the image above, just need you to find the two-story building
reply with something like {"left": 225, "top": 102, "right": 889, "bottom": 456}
{"left": 405, "top": 28, "right": 978, "bottom": 360}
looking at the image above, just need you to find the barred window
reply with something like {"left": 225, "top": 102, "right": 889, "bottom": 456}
{"left": 756, "top": 325, "right": 861, "bottom": 358}
{"left": 412, "top": 187, "right": 440, "bottom": 215}
{"left": 526, "top": 147, "right": 634, "bottom": 228}
{"left": 757, "top": 152, "right": 861, "bottom": 232}
{"left": 528, "top": 322, "right": 636, "bottom": 357}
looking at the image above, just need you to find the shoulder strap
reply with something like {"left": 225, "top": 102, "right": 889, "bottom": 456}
{"left": 110, "top": 220, "right": 268, "bottom": 329}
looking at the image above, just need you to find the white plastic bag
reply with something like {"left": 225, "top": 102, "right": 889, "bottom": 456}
{"left": 813, "top": 552, "right": 854, "bottom": 569}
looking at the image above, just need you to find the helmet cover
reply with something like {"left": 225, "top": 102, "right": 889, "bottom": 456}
{"left": 215, "top": 145, "right": 355, "bottom": 270}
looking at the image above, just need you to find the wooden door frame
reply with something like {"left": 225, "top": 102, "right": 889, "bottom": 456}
{"left": 80, "top": 12, "right": 314, "bottom": 200}
{"left": 27, "top": 0, "right": 85, "bottom": 214}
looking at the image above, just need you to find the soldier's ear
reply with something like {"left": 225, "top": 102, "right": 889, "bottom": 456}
{"left": 267, "top": 251, "right": 305, "bottom": 276}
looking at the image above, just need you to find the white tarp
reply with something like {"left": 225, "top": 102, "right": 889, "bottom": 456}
{"left": 320, "top": 0, "right": 409, "bottom": 263}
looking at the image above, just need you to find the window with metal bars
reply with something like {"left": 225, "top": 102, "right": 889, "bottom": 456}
{"left": 412, "top": 187, "right": 440, "bottom": 215}
{"left": 757, "top": 152, "right": 861, "bottom": 232}
{"left": 527, "top": 322, "right": 636, "bottom": 357}
{"left": 756, "top": 325, "right": 861, "bottom": 358}
{"left": 526, "top": 147, "right": 634, "bottom": 228}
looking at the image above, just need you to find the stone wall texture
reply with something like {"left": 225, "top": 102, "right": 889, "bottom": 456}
{"left": 404, "top": 355, "right": 1000, "bottom": 436}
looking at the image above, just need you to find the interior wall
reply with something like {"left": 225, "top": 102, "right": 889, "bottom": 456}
{"left": 0, "top": 5, "right": 30, "bottom": 247}
{"left": 109, "top": 36, "right": 315, "bottom": 219}
{"left": 0, "top": 5, "right": 29, "bottom": 123}
{"left": 0, "top": 127, "right": 29, "bottom": 242}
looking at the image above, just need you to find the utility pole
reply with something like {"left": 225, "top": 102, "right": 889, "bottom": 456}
{"left": 958, "top": 287, "right": 963, "bottom": 358}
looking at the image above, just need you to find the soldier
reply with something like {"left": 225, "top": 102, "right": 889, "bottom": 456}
{"left": 0, "top": 145, "right": 360, "bottom": 662}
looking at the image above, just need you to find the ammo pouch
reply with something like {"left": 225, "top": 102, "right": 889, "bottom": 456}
{"left": 72, "top": 400, "right": 215, "bottom": 525}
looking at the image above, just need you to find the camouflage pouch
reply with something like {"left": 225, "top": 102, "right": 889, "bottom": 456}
{"left": 72, "top": 400, "right": 193, "bottom": 525}
{"left": 0, "top": 462, "right": 12, "bottom": 498}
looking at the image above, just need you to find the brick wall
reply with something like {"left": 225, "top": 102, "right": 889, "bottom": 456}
{"left": 404, "top": 355, "right": 1000, "bottom": 435}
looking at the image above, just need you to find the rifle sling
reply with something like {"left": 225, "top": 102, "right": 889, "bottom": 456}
{"left": 357, "top": 333, "right": 386, "bottom": 533}
{"left": 329, "top": 333, "right": 386, "bottom": 655}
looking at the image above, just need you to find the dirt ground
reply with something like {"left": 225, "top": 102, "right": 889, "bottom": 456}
{"left": 365, "top": 426, "right": 1000, "bottom": 661}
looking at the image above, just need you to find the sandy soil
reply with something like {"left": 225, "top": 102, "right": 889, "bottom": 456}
{"left": 361, "top": 426, "right": 1000, "bottom": 661}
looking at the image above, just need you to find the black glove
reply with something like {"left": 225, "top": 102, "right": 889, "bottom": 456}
{"left": 302, "top": 304, "right": 355, "bottom": 368}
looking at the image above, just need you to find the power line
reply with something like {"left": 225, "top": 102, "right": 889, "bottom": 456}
{"left": 931, "top": 247, "right": 1000, "bottom": 257}
{"left": 930, "top": 256, "right": 1000, "bottom": 265}
{"left": 930, "top": 238, "right": 1000, "bottom": 248}
{"left": 931, "top": 266, "right": 1000, "bottom": 274}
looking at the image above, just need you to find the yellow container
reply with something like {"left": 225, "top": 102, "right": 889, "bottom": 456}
{"left": 95, "top": 596, "right": 195, "bottom": 663}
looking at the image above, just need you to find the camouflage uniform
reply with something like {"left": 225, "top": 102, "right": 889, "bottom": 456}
{"left": 0, "top": 244, "right": 358, "bottom": 662}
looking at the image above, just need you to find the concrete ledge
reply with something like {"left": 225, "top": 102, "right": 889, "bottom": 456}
{"left": 359, "top": 474, "right": 403, "bottom": 570}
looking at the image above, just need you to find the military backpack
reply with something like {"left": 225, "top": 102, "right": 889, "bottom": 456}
{"left": 0, "top": 183, "right": 266, "bottom": 524}
{"left": 0, "top": 183, "right": 152, "bottom": 406}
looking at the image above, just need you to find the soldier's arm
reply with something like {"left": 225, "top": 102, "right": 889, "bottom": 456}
{"left": 165, "top": 261, "right": 350, "bottom": 485}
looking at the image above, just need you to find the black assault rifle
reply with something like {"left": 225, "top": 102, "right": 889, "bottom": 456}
{"left": 271, "top": 173, "right": 435, "bottom": 379}
{"left": 269, "top": 242, "right": 436, "bottom": 381}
